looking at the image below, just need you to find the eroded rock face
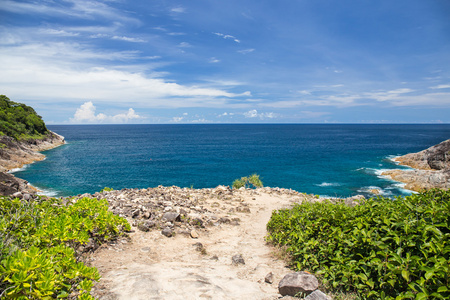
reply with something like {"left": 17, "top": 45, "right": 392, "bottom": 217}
{"left": 0, "top": 172, "right": 34, "bottom": 196}
{"left": 382, "top": 139, "right": 450, "bottom": 192}
{"left": 394, "top": 139, "right": 450, "bottom": 170}
{"left": 0, "top": 131, "right": 65, "bottom": 173}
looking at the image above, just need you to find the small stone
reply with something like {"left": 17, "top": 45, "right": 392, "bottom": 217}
{"left": 232, "top": 254, "right": 245, "bottom": 265}
{"left": 22, "top": 193, "right": 31, "bottom": 201}
{"left": 142, "top": 211, "right": 151, "bottom": 219}
{"left": 265, "top": 272, "right": 274, "bottom": 284}
{"left": 305, "top": 290, "right": 330, "bottom": 300}
{"left": 193, "top": 242, "right": 203, "bottom": 251}
{"left": 137, "top": 220, "right": 156, "bottom": 232}
{"left": 12, "top": 192, "right": 22, "bottom": 199}
{"left": 131, "top": 209, "right": 140, "bottom": 218}
{"left": 190, "top": 229, "right": 199, "bottom": 239}
{"left": 162, "top": 212, "right": 180, "bottom": 222}
{"left": 161, "top": 227, "right": 173, "bottom": 237}
{"left": 140, "top": 247, "right": 151, "bottom": 253}
{"left": 278, "top": 271, "right": 319, "bottom": 296}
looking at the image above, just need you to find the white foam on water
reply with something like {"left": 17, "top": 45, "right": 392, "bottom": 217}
{"left": 316, "top": 182, "right": 340, "bottom": 187}
{"left": 8, "top": 165, "right": 29, "bottom": 173}
{"left": 36, "top": 188, "right": 59, "bottom": 197}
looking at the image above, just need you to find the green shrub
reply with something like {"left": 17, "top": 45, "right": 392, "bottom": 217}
{"left": 266, "top": 189, "right": 450, "bottom": 299}
{"left": 0, "top": 196, "right": 130, "bottom": 299}
{"left": 232, "top": 174, "right": 263, "bottom": 189}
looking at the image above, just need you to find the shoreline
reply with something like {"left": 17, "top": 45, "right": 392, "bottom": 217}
{"left": 0, "top": 131, "right": 65, "bottom": 196}
{"left": 380, "top": 139, "right": 450, "bottom": 192}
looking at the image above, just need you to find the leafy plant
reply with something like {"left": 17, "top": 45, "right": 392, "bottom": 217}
{"left": 232, "top": 173, "right": 263, "bottom": 189}
{"left": 0, "top": 195, "right": 130, "bottom": 299}
{"left": 100, "top": 187, "right": 114, "bottom": 193}
{"left": 266, "top": 189, "right": 450, "bottom": 299}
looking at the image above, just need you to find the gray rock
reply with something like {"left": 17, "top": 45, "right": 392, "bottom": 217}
{"left": 305, "top": 290, "right": 330, "bottom": 300}
{"left": 137, "top": 220, "right": 156, "bottom": 232}
{"left": 12, "top": 191, "right": 23, "bottom": 199}
{"left": 161, "top": 227, "right": 173, "bottom": 237}
{"left": 265, "top": 272, "right": 274, "bottom": 284}
{"left": 278, "top": 271, "right": 319, "bottom": 296}
{"left": 22, "top": 193, "right": 31, "bottom": 201}
{"left": 162, "top": 212, "right": 180, "bottom": 222}
{"left": 232, "top": 254, "right": 245, "bottom": 265}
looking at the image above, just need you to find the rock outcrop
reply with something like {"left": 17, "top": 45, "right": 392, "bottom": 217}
{"left": 382, "top": 139, "right": 450, "bottom": 192}
{"left": 0, "top": 131, "right": 65, "bottom": 195}
{"left": 0, "top": 131, "right": 65, "bottom": 173}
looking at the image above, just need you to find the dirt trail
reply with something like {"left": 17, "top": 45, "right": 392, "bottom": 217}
{"left": 89, "top": 191, "right": 303, "bottom": 300}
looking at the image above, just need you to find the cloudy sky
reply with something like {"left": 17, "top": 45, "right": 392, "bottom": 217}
{"left": 1, "top": 0, "right": 449, "bottom": 124}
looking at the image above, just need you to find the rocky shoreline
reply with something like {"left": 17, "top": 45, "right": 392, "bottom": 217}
{"left": 0, "top": 131, "right": 65, "bottom": 195}
{"left": 382, "top": 139, "right": 450, "bottom": 192}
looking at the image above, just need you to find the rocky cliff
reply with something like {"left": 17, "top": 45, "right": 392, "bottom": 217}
{"left": 0, "top": 131, "right": 65, "bottom": 195}
{"left": 382, "top": 139, "right": 450, "bottom": 192}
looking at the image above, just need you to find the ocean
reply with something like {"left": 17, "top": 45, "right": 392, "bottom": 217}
{"left": 11, "top": 124, "right": 450, "bottom": 198}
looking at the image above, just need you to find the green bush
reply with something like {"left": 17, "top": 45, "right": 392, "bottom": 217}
{"left": 0, "top": 196, "right": 130, "bottom": 299}
{"left": 266, "top": 189, "right": 450, "bottom": 299}
{"left": 232, "top": 174, "right": 263, "bottom": 189}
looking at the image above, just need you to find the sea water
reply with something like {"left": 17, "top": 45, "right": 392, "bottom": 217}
{"left": 11, "top": 124, "right": 450, "bottom": 198}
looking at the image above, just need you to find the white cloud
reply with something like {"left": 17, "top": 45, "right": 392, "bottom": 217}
{"left": 178, "top": 42, "right": 192, "bottom": 48}
{"left": 213, "top": 32, "right": 240, "bottom": 43}
{"left": 209, "top": 57, "right": 220, "bottom": 63}
{"left": 431, "top": 84, "right": 450, "bottom": 89}
{"left": 171, "top": 6, "right": 186, "bottom": 13}
{"left": 112, "top": 36, "right": 146, "bottom": 43}
{"left": 243, "top": 110, "right": 276, "bottom": 119}
{"left": 70, "top": 102, "right": 143, "bottom": 124}
{"left": 0, "top": 41, "right": 248, "bottom": 107}
{"left": 244, "top": 109, "right": 258, "bottom": 118}
{"left": 238, "top": 48, "right": 255, "bottom": 54}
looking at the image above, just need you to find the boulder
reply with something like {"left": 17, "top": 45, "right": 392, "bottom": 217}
{"left": 278, "top": 271, "right": 319, "bottom": 296}
{"left": 162, "top": 212, "right": 180, "bottom": 222}
{"left": 305, "top": 290, "right": 330, "bottom": 300}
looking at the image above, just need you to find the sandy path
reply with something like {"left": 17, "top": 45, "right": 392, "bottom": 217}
{"left": 90, "top": 191, "right": 303, "bottom": 300}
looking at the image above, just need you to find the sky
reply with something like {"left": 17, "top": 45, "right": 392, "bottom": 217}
{"left": 0, "top": 0, "right": 449, "bottom": 124}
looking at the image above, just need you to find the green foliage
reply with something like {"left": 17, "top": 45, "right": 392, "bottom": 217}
{"left": 266, "top": 189, "right": 450, "bottom": 299}
{"left": 232, "top": 174, "right": 263, "bottom": 189}
{"left": 100, "top": 187, "right": 114, "bottom": 193}
{"left": 0, "top": 95, "right": 48, "bottom": 140}
{"left": 0, "top": 196, "right": 130, "bottom": 299}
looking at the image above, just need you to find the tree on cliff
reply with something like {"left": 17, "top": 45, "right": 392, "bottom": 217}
{"left": 0, "top": 95, "right": 48, "bottom": 139}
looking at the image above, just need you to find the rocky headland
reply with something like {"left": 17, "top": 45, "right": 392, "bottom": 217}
{"left": 382, "top": 139, "right": 450, "bottom": 192}
{"left": 0, "top": 131, "right": 65, "bottom": 195}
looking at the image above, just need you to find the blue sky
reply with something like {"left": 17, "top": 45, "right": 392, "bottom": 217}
{"left": 0, "top": 0, "right": 449, "bottom": 124}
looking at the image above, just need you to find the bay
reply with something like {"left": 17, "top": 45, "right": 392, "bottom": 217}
{"left": 12, "top": 124, "right": 450, "bottom": 198}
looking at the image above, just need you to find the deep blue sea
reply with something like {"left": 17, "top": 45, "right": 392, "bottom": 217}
{"left": 10, "top": 124, "right": 450, "bottom": 198}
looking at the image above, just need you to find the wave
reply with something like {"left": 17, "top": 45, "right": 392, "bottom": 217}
{"left": 316, "top": 182, "right": 340, "bottom": 187}
{"left": 8, "top": 165, "right": 29, "bottom": 173}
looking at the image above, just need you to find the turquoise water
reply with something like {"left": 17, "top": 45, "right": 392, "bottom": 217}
{"left": 11, "top": 124, "right": 450, "bottom": 198}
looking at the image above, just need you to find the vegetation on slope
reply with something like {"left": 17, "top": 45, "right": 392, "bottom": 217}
{"left": 0, "top": 95, "right": 48, "bottom": 140}
{"left": 0, "top": 196, "right": 130, "bottom": 299}
{"left": 267, "top": 189, "right": 450, "bottom": 299}
{"left": 232, "top": 174, "right": 263, "bottom": 189}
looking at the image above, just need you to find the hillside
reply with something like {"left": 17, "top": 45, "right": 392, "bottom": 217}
{"left": 0, "top": 95, "right": 48, "bottom": 140}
